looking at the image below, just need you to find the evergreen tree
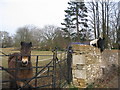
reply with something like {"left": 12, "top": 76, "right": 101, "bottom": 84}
{"left": 61, "top": 1, "right": 88, "bottom": 42}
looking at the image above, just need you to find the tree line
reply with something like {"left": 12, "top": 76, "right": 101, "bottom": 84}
{"left": 61, "top": 0, "right": 119, "bottom": 49}
{"left": 0, "top": 25, "right": 69, "bottom": 50}
{"left": 87, "top": 0, "right": 119, "bottom": 49}
{"left": 0, "top": 1, "right": 119, "bottom": 50}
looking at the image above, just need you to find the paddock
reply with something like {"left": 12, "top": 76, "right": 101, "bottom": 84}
{"left": 0, "top": 46, "right": 119, "bottom": 89}
{"left": 0, "top": 47, "right": 72, "bottom": 89}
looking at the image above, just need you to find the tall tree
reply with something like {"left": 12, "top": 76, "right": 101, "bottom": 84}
{"left": 96, "top": 2, "right": 100, "bottom": 38}
{"left": 92, "top": 2, "right": 97, "bottom": 39}
{"left": 117, "top": 1, "right": 120, "bottom": 49}
{"left": 61, "top": 1, "right": 88, "bottom": 42}
{"left": 87, "top": 1, "right": 100, "bottom": 39}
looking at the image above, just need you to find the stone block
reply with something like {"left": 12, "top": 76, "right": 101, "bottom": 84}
{"left": 74, "top": 70, "right": 86, "bottom": 79}
{"left": 77, "top": 78, "right": 86, "bottom": 88}
{"left": 76, "top": 64, "right": 85, "bottom": 70}
{"left": 73, "top": 78, "right": 79, "bottom": 86}
{"left": 73, "top": 55, "right": 85, "bottom": 65}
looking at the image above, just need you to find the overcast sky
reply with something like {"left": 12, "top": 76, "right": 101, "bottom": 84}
{"left": 0, "top": 0, "right": 69, "bottom": 35}
{"left": 0, "top": 0, "right": 119, "bottom": 35}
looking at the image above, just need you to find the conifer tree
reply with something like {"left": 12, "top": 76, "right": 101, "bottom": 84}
{"left": 61, "top": 1, "right": 88, "bottom": 42}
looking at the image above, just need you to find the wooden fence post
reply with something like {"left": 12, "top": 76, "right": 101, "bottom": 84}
{"left": 67, "top": 46, "right": 73, "bottom": 84}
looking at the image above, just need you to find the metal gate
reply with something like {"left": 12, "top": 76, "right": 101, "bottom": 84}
{"left": 0, "top": 46, "right": 72, "bottom": 89}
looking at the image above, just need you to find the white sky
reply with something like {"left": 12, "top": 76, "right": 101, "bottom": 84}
{"left": 0, "top": 0, "right": 69, "bottom": 35}
{"left": 0, "top": 0, "right": 119, "bottom": 35}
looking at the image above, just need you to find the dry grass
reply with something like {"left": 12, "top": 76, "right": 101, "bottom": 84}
{"left": 0, "top": 48, "right": 66, "bottom": 67}
{"left": 0, "top": 48, "right": 53, "bottom": 67}
{"left": 0, "top": 48, "right": 53, "bottom": 88}
{"left": 1, "top": 47, "right": 67, "bottom": 88}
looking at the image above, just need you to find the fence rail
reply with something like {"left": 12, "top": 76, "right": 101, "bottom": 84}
{"left": 0, "top": 47, "right": 73, "bottom": 89}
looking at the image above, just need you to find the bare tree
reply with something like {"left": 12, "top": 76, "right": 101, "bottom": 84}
{"left": 42, "top": 25, "right": 62, "bottom": 50}
{"left": 0, "top": 31, "right": 13, "bottom": 48}
{"left": 31, "top": 27, "right": 44, "bottom": 48}
{"left": 14, "top": 26, "right": 33, "bottom": 46}
{"left": 87, "top": 1, "right": 99, "bottom": 39}
{"left": 88, "top": 0, "right": 118, "bottom": 49}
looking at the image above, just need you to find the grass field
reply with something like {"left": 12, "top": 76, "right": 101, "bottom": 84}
{"left": 0, "top": 47, "right": 66, "bottom": 67}
{"left": 0, "top": 48, "right": 54, "bottom": 67}
{"left": 0, "top": 48, "right": 51, "bottom": 88}
{"left": 0, "top": 47, "right": 67, "bottom": 88}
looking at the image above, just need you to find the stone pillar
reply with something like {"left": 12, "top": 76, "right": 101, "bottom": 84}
{"left": 71, "top": 44, "right": 103, "bottom": 88}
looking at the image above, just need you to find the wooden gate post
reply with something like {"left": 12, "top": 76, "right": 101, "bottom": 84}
{"left": 52, "top": 47, "right": 57, "bottom": 88}
{"left": 67, "top": 46, "right": 73, "bottom": 84}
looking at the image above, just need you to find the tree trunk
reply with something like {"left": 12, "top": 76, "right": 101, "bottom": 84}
{"left": 92, "top": 2, "right": 97, "bottom": 39}
{"left": 117, "top": 1, "right": 120, "bottom": 49}
{"left": 106, "top": 1, "right": 109, "bottom": 48}
{"left": 102, "top": 1, "right": 107, "bottom": 48}
{"left": 76, "top": 3, "right": 80, "bottom": 42}
{"left": 96, "top": 2, "right": 100, "bottom": 38}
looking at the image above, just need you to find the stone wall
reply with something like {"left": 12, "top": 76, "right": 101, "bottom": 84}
{"left": 71, "top": 44, "right": 118, "bottom": 88}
